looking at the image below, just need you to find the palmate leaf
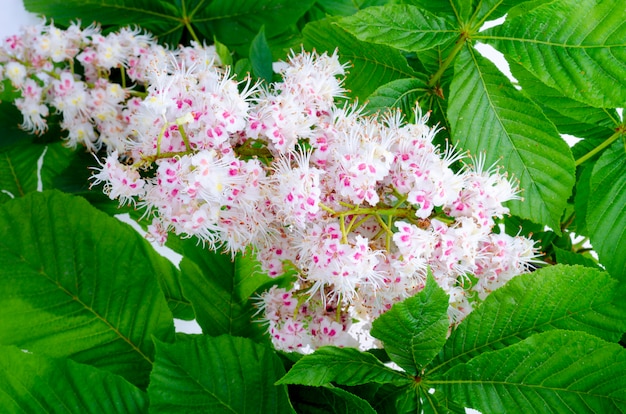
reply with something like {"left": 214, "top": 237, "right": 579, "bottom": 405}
{"left": 482, "top": 0, "right": 626, "bottom": 108}
{"left": 448, "top": 46, "right": 575, "bottom": 232}
{"left": 364, "top": 77, "right": 430, "bottom": 116}
{"left": 429, "top": 265, "right": 626, "bottom": 376}
{"left": 303, "top": 17, "right": 418, "bottom": 100}
{"left": 370, "top": 273, "right": 449, "bottom": 374}
{"left": 0, "top": 140, "right": 76, "bottom": 204}
{"left": 290, "top": 385, "right": 376, "bottom": 414}
{"left": 0, "top": 345, "right": 147, "bottom": 413}
{"left": 437, "top": 330, "right": 626, "bottom": 413}
{"left": 0, "top": 190, "right": 175, "bottom": 388}
{"left": 587, "top": 141, "right": 626, "bottom": 279}
{"left": 276, "top": 347, "right": 411, "bottom": 387}
{"left": 24, "top": 0, "right": 183, "bottom": 43}
{"left": 148, "top": 335, "right": 293, "bottom": 413}
{"left": 340, "top": 5, "right": 458, "bottom": 52}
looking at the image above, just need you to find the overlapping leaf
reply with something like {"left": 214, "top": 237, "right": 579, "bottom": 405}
{"left": 482, "top": 0, "right": 626, "bottom": 108}
{"left": 587, "top": 141, "right": 626, "bottom": 279}
{"left": 340, "top": 5, "right": 457, "bottom": 52}
{"left": 448, "top": 46, "right": 575, "bottom": 231}
{"left": 364, "top": 77, "right": 430, "bottom": 116}
{"left": 370, "top": 273, "right": 449, "bottom": 374}
{"left": 0, "top": 190, "right": 175, "bottom": 387}
{"left": 0, "top": 345, "right": 147, "bottom": 413}
{"left": 303, "top": 18, "right": 418, "bottom": 100}
{"left": 149, "top": 335, "right": 293, "bottom": 413}
{"left": 430, "top": 265, "right": 626, "bottom": 375}
{"left": 437, "top": 330, "right": 626, "bottom": 413}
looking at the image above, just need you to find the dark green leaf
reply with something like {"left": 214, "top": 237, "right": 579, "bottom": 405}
{"left": 315, "top": 0, "right": 391, "bottom": 16}
{"left": 0, "top": 190, "right": 175, "bottom": 387}
{"left": 553, "top": 246, "right": 600, "bottom": 269}
{"left": 276, "top": 346, "right": 411, "bottom": 387}
{"left": 430, "top": 264, "right": 626, "bottom": 375}
{"left": 303, "top": 18, "right": 418, "bottom": 100}
{"left": 364, "top": 76, "right": 430, "bottom": 116}
{"left": 482, "top": 0, "right": 626, "bottom": 108}
{"left": 290, "top": 385, "right": 376, "bottom": 414}
{"left": 438, "top": 330, "right": 626, "bottom": 413}
{"left": 587, "top": 140, "right": 626, "bottom": 279}
{"left": 250, "top": 26, "right": 274, "bottom": 83}
{"left": 371, "top": 273, "right": 449, "bottom": 374}
{"left": 340, "top": 5, "right": 457, "bottom": 52}
{"left": 24, "top": 0, "right": 183, "bottom": 43}
{"left": 0, "top": 345, "right": 147, "bottom": 413}
{"left": 573, "top": 162, "right": 594, "bottom": 235}
{"left": 193, "top": 0, "right": 316, "bottom": 50}
{"left": 149, "top": 335, "right": 293, "bottom": 413}
{"left": 448, "top": 46, "right": 575, "bottom": 232}
{"left": 0, "top": 141, "right": 76, "bottom": 203}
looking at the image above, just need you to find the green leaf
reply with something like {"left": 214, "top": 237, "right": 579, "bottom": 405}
{"left": 0, "top": 345, "right": 147, "bottom": 413}
{"left": 370, "top": 273, "right": 449, "bottom": 374}
{"left": 193, "top": 0, "right": 316, "bottom": 50}
{"left": 24, "top": 0, "right": 183, "bottom": 43}
{"left": 314, "top": 0, "right": 391, "bottom": 16}
{"left": 364, "top": 76, "right": 430, "bottom": 116}
{"left": 303, "top": 18, "right": 418, "bottom": 100}
{"left": 437, "top": 330, "right": 626, "bottom": 413}
{"left": 340, "top": 5, "right": 457, "bottom": 52}
{"left": 149, "top": 335, "right": 293, "bottom": 413}
{"left": 587, "top": 140, "right": 626, "bottom": 279}
{"left": 430, "top": 264, "right": 626, "bottom": 375}
{"left": 250, "top": 26, "right": 274, "bottom": 83}
{"left": 482, "top": 0, "right": 626, "bottom": 108}
{"left": 0, "top": 141, "right": 76, "bottom": 203}
{"left": 290, "top": 385, "right": 377, "bottom": 414}
{"left": 0, "top": 190, "right": 175, "bottom": 387}
{"left": 276, "top": 346, "right": 411, "bottom": 387}
{"left": 448, "top": 46, "right": 575, "bottom": 232}
{"left": 574, "top": 162, "right": 594, "bottom": 235}
{"left": 553, "top": 246, "right": 600, "bottom": 269}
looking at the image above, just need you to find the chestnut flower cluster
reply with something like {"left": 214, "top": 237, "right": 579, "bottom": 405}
{"left": 0, "top": 22, "right": 539, "bottom": 352}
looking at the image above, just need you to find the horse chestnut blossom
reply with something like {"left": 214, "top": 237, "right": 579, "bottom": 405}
{"left": 0, "top": 22, "right": 540, "bottom": 352}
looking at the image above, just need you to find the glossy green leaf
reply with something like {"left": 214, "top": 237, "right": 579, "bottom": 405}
{"left": 364, "top": 76, "right": 430, "bottom": 116}
{"left": 315, "top": 0, "right": 391, "bottom": 16}
{"left": 448, "top": 46, "right": 575, "bottom": 232}
{"left": 482, "top": 0, "right": 626, "bottom": 108}
{"left": 340, "top": 5, "right": 457, "bottom": 52}
{"left": 430, "top": 264, "right": 626, "bottom": 375}
{"left": 303, "top": 18, "right": 418, "bottom": 100}
{"left": 553, "top": 246, "right": 600, "bottom": 269}
{"left": 438, "top": 330, "right": 626, "bottom": 413}
{"left": 24, "top": 0, "right": 183, "bottom": 42}
{"left": 370, "top": 273, "right": 449, "bottom": 374}
{"left": 587, "top": 140, "right": 626, "bottom": 279}
{"left": 276, "top": 346, "right": 411, "bottom": 387}
{"left": 149, "top": 335, "right": 293, "bottom": 413}
{"left": 193, "top": 0, "right": 316, "bottom": 50}
{"left": 0, "top": 141, "right": 76, "bottom": 204}
{"left": 0, "top": 345, "right": 146, "bottom": 413}
{"left": 250, "top": 26, "right": 273, "bottom": 83}
{"left": 0, "top": 190, "right": 175, "bottom": 387}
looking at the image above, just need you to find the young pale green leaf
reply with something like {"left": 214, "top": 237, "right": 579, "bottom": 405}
{"left": 149, "top": 335, "right": 293, "bottom": 413}
{"left": 364, "top": 77, "right": 430, "bottom": 116}
{"left": 340, "top": 5, "right": 457, "bottom": 52}
{"left": 276, "top": 346, "right": 411, "bottom": 387}
{"left": 0, "top": 190, "right": 175, "bottom": 388}
{"left": 436, "top": 330, "right": 626, "bottom": 413}
{"left": 250, "top": 26, "right": 274, "bottom": 83}
{"left": 448, "top": 46, "right": 575, "bottom": 232}
{"left": 0, "top": 141, "right": 76, "bottom": 203}
{"left": 370, "top": 273, "right": 449, "bottom": 374}
{"left": 303, "top": 17, "right": 418, "bottom": 100}
{"left": 481, "top": 0, "right": 626, "bottom": 108}
{"left": 290, "top": 385, "right": 377, "bottom": 414}
{"left": 587, "top": 141, "right": 626, "bottom": 280}
{"left": 430, "top": 264, "right": 626, "bottom": 375}
{"left": 194, "top": 0, "right": 316, "bottom": 50}
{"left": 0, "top": 345, "right": 147, "bottom": 413}
{"left": 24, "top": 0, "right": 183, "bottom": 43}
